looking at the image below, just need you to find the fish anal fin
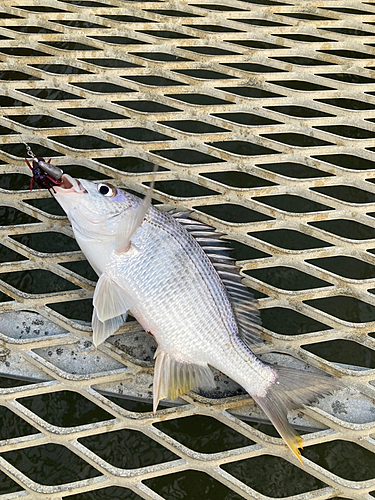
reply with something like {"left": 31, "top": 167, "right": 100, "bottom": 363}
{"left": 153, "top": 347, "right": 216, "bottom": 413}
{"left": 92, "top": 308, "right": 127, "bottom": 347}
{"left": 93, "top": 273, "right": 132, "bottom": 323}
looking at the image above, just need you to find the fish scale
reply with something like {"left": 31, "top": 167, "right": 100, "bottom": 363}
{"left": 52, "top": 173, "right": 342, "bottom": 462}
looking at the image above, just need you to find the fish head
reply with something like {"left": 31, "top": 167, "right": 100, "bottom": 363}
{"left": 53, "top": 174, "right": 141, "bottom": 240}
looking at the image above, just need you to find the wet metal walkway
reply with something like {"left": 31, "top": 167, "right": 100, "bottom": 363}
{"left": 0, "top": 0, "right": 375, "bottom": 498}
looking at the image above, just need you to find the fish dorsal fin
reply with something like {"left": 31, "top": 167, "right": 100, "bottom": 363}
{"left": 171, "top": 212, "right": 264, "bottom": 346}
{"left": 92, "top": 273, "right": 132, "bottom": 346}
{"left": 153, "top": 346, "right": 216, "bottom": 412}
{"left": 116, "top": 166, "right": 157, "bottom": 253}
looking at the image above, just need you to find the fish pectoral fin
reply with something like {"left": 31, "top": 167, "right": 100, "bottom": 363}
{"left": 93, "top": 273, "right": 132, "bottom": 323}
{"left": 153, "top": 347, "right": 216, "bottom": 413}
{"left": 92, "top": 309, "right": 127, "bottom": 347}
{"left": 115, "top": 165, "right": 157, "bottom": 254}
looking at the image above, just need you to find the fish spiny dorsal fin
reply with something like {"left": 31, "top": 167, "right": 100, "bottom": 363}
{"left": 171, "top": 212, "right": 264, "bottom": 346}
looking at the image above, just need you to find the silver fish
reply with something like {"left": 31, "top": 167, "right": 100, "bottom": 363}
{"left": 53, "top": 173, "right": 340, "bottom": 462}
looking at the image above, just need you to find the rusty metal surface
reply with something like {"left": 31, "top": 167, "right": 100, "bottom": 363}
{"left": 0, "top": 0, "right": 375, "bottom": 498}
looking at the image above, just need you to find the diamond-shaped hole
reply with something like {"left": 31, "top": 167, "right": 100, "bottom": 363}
{"left": 0, "top": 406, "right": 38, "bottom": 439}
{"left": 0, "top": 70, "right": 41, "bottom": 81}
{"left": 261, "top": 133, "right": 333, "bottom": 147}
{"left": 94, "top": 156, "right": 168, "bottom": 173}
{"left": 173, "top": 69, "right": 235, "bottom": 80}
{"left": 138, "top": 29, "right": 197, "bottom": 38}
{"left": 249, "top": 228, "right": 333, "bottom": 250}
{"left": 79, "top": 429, "right": 178, "bottom": 468}
{"left": 304, "top": 296, "right": 375, "bottom": 323}
{"left": 0, "top": 244, "right": 25, "bottom": 263}
{"left": 7, "top": 114, "right": 73, "bottom": 128}
{"left": 212, "top": 112, "right": 281, "bottom": 125}
{"left": 1, "top": 444, "right": 100, "bottom": 485}
{"left": 30, "top": 64, "right": 92, "bottom": 75}
{"left": 130, "top": 51, "right": 191, "bottom": 62}
{"left": 303, "top": 441, "right": 375, "bottom": 481}
{"left": 319, "top": 73, "right": 375, "bottom": 84}
{"left": 270, "top": 80, "right": 334, "bottom": 91}
{"left": 314, "top": 125, "right": 375, "bottom": 139}
{"left": 17, "top": 87, "right": 83, "bottom": 100}
{"left": 308, "top": 219, "right": 375, "bottom": 240}
{"left": 146, "top": 180, "right": 218, "bottom": 197}
{"left": 182, "top": 45, "right": 239, "bottom": 55}
{"left": 245, "top": 266, "right": 330, "bottom": 291}
{"left": 49, "top": 135, "right": 118, "bottom": 150}
{"left": 19, "top": 391, "right": 113, "bottom": 427}
{"left": 311, "top": 185, "right": 375, "bottom": 203}
{"left": 194, "top": 203, "right": 273, "bottom": 223}
{"left": 60, "top": 107, "right": 128, "bottom": 121}
{"left": 302, "top": 339, "right": 375, "bottom": 369}
{"left": 223, "top": 62, "right": 286, "bottom": 73}
{"left": 266, "top": 105, "right": 333, "bottom": 118}
{"left": 261, "top": 307, "right": 331, "bottom": 335}
{"left": 218, "top": 86, "right": 284, "bottom": 98}
{"left": 152, "top": 148, "right": 224, "bottom": 165}
{"left": 66, "top": 486, "right": 143, "bottom": 500}
{"left": 258, "top": 162, "right": 333, "bottom": 178}
{"left": 222, "top": 454, "right": 326, "bottom": 497}
{"left": 307, "top": 256, "right": 375, "bottom": 279}
{"left": 317, "top": 98, "right": 375, "bottom": 110}
{"left": 154, "top": 415, "right": 254, "bottom": 453}
{"left": 166, "top": 94, "right": 232, "bottom": 106}
{"left": 226, "top": 239, "right": 271, "bottom": 259}
{"left": 254, "top": 194, "right": 331, "bottom": 213}
{"left": 313, "top": 153, "right": 375, "bottom": 170}
{"left": 0, "top": 270, "right": 79, "bottom": 294}
{"left": 49, "top": 298, "right": 93, "bottom": 322}
{"left": 201, "top": 170, "right": 276, "bottom": 188}
{"left": 10, "top": 232, "right": 79, "bottom": 253}
{"left": 72, "top": 82, "right": 136, "bottom": 93}
{"left": 60, "top": 261, "right": 97, "bottom": 282}
{"left": 0, "top": 205, "right": 38, "bottom": 224}
{"left": 209, "top": 140, "right": 278, "bottom": 156}
{"left": 114, "top": 100, "right": 179, "bottom": 113}
{"left": 228, "top": 39, "right": 286, "bottom": 49}
{"left": 24, "top": 198, "right": 66, "bottom": 216}
{"left": 272, "top": 56, "right": 334, "bottom": 66}
{"left": 145, "top": 470, "right": 244, "bottom": 499}
{"left": 159, "top": 120, "right": 228, "bottom": 133}
{"left": 122, "top": 75, "right": 187, "bottom": 86}
{"left": 0, "top": 47, "right": 49, "bottom": 57}
{"left": 0, "top": 470, "right": 23, "bottom": 494}
{"left": 104, "top": 127, "right": 175, "bottom": 142}
{"left": 0, "top": 94, "right": 31, "bottom": 106}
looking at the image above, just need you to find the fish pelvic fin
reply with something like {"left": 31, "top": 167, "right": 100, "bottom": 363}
{"left": 251, "top": 366, "right": 342, "bottom": 463}
{"left": 92, "top": 309, "right": 127, "bottom": 347}
{"left": 153, "top": 346, "right": 216, "bottom": 413}
{"left": 116, "top": 165, "right": 157, "bottom": 253}
{"left": 92, "top": 273, "right": 132, "bottom": 346}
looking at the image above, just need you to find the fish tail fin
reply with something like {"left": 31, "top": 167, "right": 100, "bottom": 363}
{"left": 251, "top": 367, "right": 342, "bottom": 463}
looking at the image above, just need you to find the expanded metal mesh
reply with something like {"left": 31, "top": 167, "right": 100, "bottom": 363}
{"left": 0, "top": 0, "right": 375, "bottom": 498}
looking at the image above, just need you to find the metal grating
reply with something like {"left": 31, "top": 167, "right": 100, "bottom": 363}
{"left": 0, "top": 0, "right": 375, "bottom": 498}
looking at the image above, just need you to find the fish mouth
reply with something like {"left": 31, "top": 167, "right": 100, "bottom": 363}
{"left": 54, "top": 174, "right": 87, "bottom": 194}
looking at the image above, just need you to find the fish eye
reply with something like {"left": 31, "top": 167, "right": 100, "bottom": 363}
{"left": 97, "top": 182, "right": 117, "bottom": 197}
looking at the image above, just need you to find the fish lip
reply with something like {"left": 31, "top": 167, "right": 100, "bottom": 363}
{"left": 54, "top": 174, "right": 87, "bottom": 194}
